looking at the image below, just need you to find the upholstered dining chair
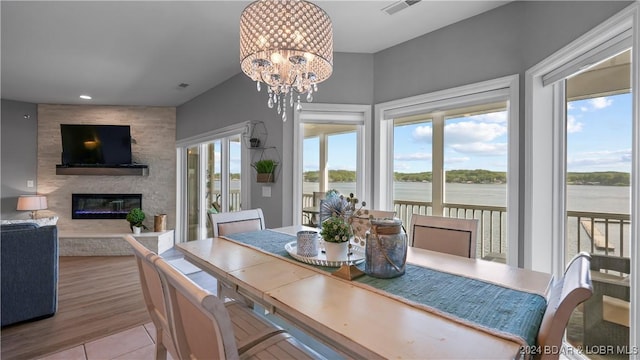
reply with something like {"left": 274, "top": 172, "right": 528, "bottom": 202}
{"left": 124, "top": 234, "right": 179, "bottom": 360}
{"left": 409, "top": 214, "right": 479, "bottom": 258}
{"left": 537, "top": 252, "right": 593, "bottom": 360}
{"left": 351, "top": 210, "right": 397, "bottom": 247}
{"left": 153, "top": 255, "right": 323, "bottom": 360}
{"left": 209, "top": 208, "right": 265, "bottom": 237}
{"left": 208, "top": 208, "right": 266, "bottom": 301}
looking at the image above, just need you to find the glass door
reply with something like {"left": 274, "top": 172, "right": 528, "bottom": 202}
{"left": 182, "top": 131, "right": 245, "bottom": 241}
{"left": 186, "top": 145, "right": 201, "bottom": 241}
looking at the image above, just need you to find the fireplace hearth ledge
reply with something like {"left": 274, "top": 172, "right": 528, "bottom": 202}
{"left": 58, "top": 230, "right": 174, "bottom": 256}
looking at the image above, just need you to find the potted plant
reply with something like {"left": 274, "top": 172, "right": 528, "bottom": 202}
{"left": 126, "top": 208, "right": 147, "bottom": 234}
{"left": 320, "top": 215, "right": 351, "bottom": 261}
{"left": 251, "top": 159, "right": 278, "bottom": 182}
{"left": 249, "top": 137, "right": 261, "bottom": 148}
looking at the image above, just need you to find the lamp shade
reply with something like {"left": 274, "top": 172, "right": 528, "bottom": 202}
{"left": 239, "top": 0, "right": 333, "bottom": 120}
{"left": 17, "top": 195, "right": 48, "bottom": 211}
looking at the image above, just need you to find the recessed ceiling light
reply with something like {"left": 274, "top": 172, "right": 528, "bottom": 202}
{"left": 79, "top": 95, "right": 92, "bottom": 100}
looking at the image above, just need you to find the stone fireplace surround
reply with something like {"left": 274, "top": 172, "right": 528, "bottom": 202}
{"left": 36, "top": 104, "right": 177, "bottom": 255}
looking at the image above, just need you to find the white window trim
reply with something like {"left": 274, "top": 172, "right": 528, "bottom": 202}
{"left": 374, "top": 75, "right": 520, "bottom": 267}
{"left": 292, "top": 103, "right": 372, "bottom": 225}
{"left": 525, "top": 3, "right": 639, "bottom": 352}
{"left": 175, "top": 122, "right": 251, "bottom": 242}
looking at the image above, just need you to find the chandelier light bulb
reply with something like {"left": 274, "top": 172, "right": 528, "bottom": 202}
{"left": 240, "top": 0, "right": 333, "bottom": 121}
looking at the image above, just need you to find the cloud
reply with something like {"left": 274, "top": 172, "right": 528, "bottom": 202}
{"left": 393, "top": 162, "right": 414, "bottom": 172}
{"left": 567, "top": 115, "right": 583, "bottom": 133}
{"left": 412, "top": 125, "right": 433, "bottom": 142}
{"left": 567, "top": 149, "right": 631, "bottom": 170}
{"left": 444, "top": 156, "right": 470, "bottom": 165}
{"left": 395, "top": 152, "right": 432, "bottom": 161}
{"left": 576, "top": 96, "right": 614, "bottom": 112}
{"left": 444, "top": 121, "right": 507, "bottom": 143}
{"left": 589, "top": 97, "right": 613, "bottom": 110}
{"left": 450, "top": 142, "right": 508, "bottom": 156}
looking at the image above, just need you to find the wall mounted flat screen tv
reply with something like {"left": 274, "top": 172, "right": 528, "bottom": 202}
{"left": 60, "top": 124, "right": 132, "bottom": 165}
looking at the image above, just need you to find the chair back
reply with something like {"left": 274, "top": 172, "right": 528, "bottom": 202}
{"left": 351, "top": 210, "right": 397, "bottom": 246}
{"left": 537, "top": 252, "right": 593, "bottom": 359}
{"left": 154, "top": 256, "right": 240, "bottom": 360}
{"left": 409, "top": 214, "right": 478, "bottom": 258}
{"left": 209, "top": 208, "right": 265, "bottom": 237}
{"left": 123, "top": 235, "right": 178, "bottom": 360}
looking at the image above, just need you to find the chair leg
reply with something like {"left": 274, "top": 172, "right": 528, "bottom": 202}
{"left": 155, "top": 328, "right": 168, "bottom": 360}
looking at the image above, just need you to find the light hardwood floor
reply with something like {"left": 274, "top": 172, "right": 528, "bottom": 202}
{"left": 1, "top": 256, "right": 150, "bottom": 360}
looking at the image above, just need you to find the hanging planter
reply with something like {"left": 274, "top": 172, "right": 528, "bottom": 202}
{"left": 252, "top": 159, "right": 278, "bottom": 183}
{"left": 256, "top": 172, "right": 275, "bottom": 183}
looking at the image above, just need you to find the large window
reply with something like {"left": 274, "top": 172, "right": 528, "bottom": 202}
{"left": 526, "top": 5, "right": 638, "bottom": 355}
{"left": 564, "top": 50, "right": 632, "bottom": 356}
{"left": 293, "top": 104, "right": 371, "bottom": 225}
{"left": 376, "top": 76, "right": 519, "bottom": 264}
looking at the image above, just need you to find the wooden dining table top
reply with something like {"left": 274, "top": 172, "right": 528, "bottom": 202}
{"left": 177, "top": 225, "right": 552, "bottom": 359}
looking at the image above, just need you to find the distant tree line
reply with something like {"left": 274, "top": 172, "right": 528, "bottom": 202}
{"left": 302, "top": 170, "right": 630, "bottom": 186}
{"left": 567, "top": 171, "right": 629, "bottom": 186}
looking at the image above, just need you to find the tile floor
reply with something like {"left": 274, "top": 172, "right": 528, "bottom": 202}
{"left": 36, "top": 249, "right": 188, "bottom": 360}
{"left": 34, "top": 249, "right": 336, "bottom": 360}
{"left": 37, "top": 322, "right": 170, "bottom": 360}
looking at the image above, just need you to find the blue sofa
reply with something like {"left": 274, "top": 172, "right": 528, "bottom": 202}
{"left": 1, "top": 223, "right": 58, "bottom": 327}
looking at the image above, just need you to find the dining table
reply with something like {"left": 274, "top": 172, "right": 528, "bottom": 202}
{"left": 177, "top": 225, "right": 552, "bottom": 359}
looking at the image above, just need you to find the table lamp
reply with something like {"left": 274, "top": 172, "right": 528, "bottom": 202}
{"left": 17, "top": 195, "right": 48, "bottom": 219}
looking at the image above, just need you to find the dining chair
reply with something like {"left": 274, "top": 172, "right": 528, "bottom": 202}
{"left": 124, "top": 234, "right": 179, "bottom": 360}
{"left": 153, "top": 255, "right": 324, "bottom": 360}
{"left": 209, "top": 208, "right": 265, "bottom": 237}
{"left": 537, "top": 252, "right": 593, "bottom": 360}
{"left": 351, "top": 210, "right": 397, "bottom": 247}
{"left": 209, "top": 208, "right": 266, "bottom": 302}
{"left": 408, "top": 214, "right": 478, "bottom": 258}
{"left": 583, "top": 254, "right": 629, "bottom": 348}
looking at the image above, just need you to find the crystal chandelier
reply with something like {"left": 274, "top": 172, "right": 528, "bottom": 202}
{"left": 240, "top": 0, "right": 333, "bottom": 121}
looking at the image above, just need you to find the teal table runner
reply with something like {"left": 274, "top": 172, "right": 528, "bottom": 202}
{"left": 225, "top": 229, "right": 546, "bottom": 347}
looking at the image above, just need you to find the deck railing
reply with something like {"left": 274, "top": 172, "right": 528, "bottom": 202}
{"left": 302, "top": 193, "right": 631, "bottom": 261}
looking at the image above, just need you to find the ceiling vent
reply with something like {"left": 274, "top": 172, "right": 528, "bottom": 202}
{"left": 382, "top": 0, "right": 421, "bottom": 16}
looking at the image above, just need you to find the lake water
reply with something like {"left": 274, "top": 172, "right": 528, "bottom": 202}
{"left": 304, "top": 182, "right": 630, "bottom": 214}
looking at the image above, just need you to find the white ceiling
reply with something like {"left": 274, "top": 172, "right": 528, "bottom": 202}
{"left": 1, "top": 1, "right": 509, "bottom": 107}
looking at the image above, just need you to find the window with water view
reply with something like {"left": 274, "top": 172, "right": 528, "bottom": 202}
{"left": 564, "top": 49, "right": 632, "bottom": 356}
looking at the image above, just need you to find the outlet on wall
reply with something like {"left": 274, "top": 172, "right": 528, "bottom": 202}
{"left": 27, "top": 180, "right": 34, "bottom": 188}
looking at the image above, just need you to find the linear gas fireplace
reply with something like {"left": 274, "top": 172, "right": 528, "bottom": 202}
{"left": 72, "top": 193, "right": 142, "bottom": 220}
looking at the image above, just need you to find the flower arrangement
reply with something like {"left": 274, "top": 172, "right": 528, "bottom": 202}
{"left": 320, "top": 192, "right": 367, "bottom": 242}
{"left": 320, "top": 215, "right": 351, "bottom": 243}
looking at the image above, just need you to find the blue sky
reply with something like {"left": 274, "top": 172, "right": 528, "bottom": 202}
{"left": 302, "top": 92, "right": 631, "bottom": 174}
{"left": 566, "top": 93, "right": 632, "bottom": 172}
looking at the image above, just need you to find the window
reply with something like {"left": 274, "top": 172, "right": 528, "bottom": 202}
{"left": 376, "top": 76, "right": 519, "bottom": 265}
{"left": 526, "top": 4, "right": 638, "bottom": 354}
{"left": 293, "top": 104, "right": 371, "bottom": 225}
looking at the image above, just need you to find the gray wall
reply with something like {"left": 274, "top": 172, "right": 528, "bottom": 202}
{"left": 177, "top": 1, "right": 631, "bottom": 263}
{"left": 177, "top": 52, "right": 374, "bottom": 227}
{"left": 373, "top": 0, "right": 631, "bottom": 264}
{"left": 1, "top": 99, "right": 38, "bottom": 219}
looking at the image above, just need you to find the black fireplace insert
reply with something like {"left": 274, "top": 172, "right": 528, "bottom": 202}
{"left": 72, "top": 193, "right": 142, "bottom": 219}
